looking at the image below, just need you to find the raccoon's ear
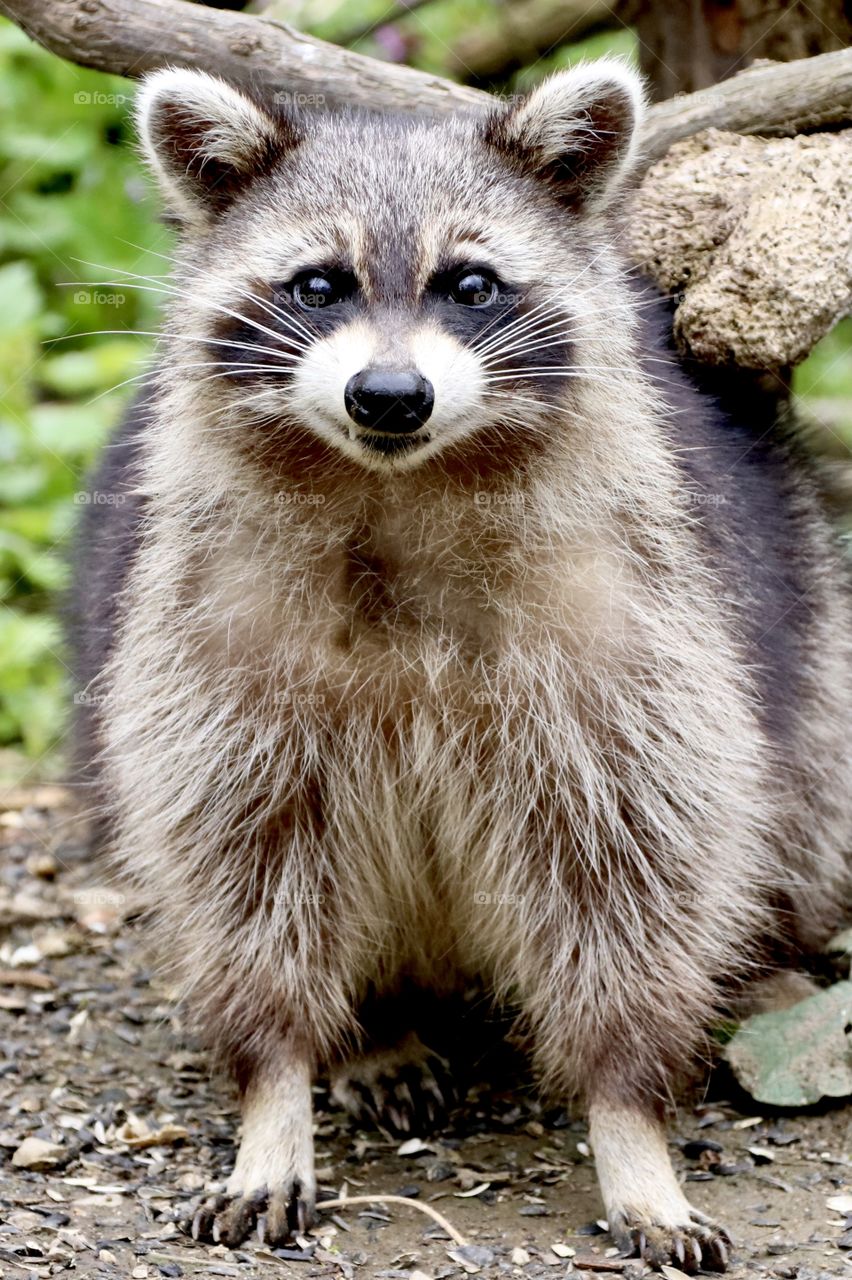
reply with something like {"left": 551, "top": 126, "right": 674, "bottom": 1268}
{"left": 483, "top": 59, "right": 644, "bottom": 210}
{"left": 135, "top": 68, "right": 302, "bottom": 227}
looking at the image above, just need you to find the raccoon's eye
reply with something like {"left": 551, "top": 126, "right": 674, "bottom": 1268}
{"left": 450, "top": 270, "right": 498, "bottom": 308}
{"left": 291, "top": 271, "right": 351, "bottom": 309}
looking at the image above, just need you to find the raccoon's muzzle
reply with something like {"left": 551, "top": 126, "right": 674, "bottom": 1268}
{"left": 344, "top": 368, "right": 435, "bottom": 436}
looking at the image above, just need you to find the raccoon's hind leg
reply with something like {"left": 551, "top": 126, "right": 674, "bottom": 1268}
{"left": 331, "top": 1030, "right": 454, "bottom": 1136}
{"left": 590, "top": 1100, "right": 731, "bottom": 1274}
{"left": 192, "top": 1036, "right": 316, "bottom": 1248}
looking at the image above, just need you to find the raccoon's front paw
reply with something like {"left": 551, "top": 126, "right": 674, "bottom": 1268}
{"left": 331, "top": 1030, "right": 454, "bottom": 1136}
{"left": 191, "top": 1176, "right": 316, "bottom": 1248}
{"left": 191, "top": 1056, "right": 316, "bottom": 1248}
{"left": 609, "top": 1207, "right": 731, "bottom": 1274}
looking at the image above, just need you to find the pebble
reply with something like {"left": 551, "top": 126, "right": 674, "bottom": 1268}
{"left": 455, "top": 1244, "right": 495, "bottom": 1266}
{"left": 11, "top": 1136, "right": 65, "bottom": 1169}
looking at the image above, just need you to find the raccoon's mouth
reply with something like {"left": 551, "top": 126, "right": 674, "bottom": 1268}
{"left": 352, "top": 429, "right": 432, "bottom": 457}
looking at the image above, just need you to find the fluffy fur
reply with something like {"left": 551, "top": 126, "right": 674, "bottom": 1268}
{"left": 68, "top": 60, "right": 851, "bottom": 1271}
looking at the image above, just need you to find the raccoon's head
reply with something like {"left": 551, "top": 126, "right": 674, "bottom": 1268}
{"left": 136, "top": 62, "right": 644, "bottom": 475}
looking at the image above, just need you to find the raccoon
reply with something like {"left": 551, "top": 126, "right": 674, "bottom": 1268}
{"left": 69, "top": 60, "right": 851, "bottom": 1272}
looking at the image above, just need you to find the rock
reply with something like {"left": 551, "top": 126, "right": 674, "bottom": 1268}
{"left": 629, "top": 130, "right": 852, "bottom": 370}
{"left": 11, "top": 1137, "right": 65, "bottom": 1169}
{"left": 8, "top": 944, "right": 42, "bottom": 968}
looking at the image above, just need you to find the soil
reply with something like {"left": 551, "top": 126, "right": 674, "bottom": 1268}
{"left": 1, "top": 783, "right": 850, "bottom": 1280}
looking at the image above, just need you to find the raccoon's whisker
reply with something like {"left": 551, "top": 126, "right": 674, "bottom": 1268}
{"left": 473, "top": 297, "right": 567, "bottom": 357}
{"left": 476, "top": 306, "right": 628, "bottom": 366}
{"left": 482, "top": 391, "right": 588, "bottom": 426}
{"left": 65, "top": 275, "right": 285, "bottom": 345}
{"left": 69, "top": 262, "right": 313, "bottom": 355}
{"left": 472, "top": 247, "right": 619, "bottom": 355}
{"left": 238, "top": 284, "right": 316, "bottom": 345}
{"left": 472, "top": 295, "right": 563, "bottom": 354}
{"left": 478, "top": 331, "right": 577, "bottom": 367}
{"left": 472, "top": 245, "right": 644, "bottom": 357}
{"left": 51, "top": 329, "right": 303, "bottom": 364}
{"left": 104, "top": 257, "right": 318, "bottom": 347}
{"left": 473, "top": 291, "right": 668, "bottom": 360}
{"left": 484, "top": 367, "right": 639, "bottom": 381}
{"left": 85, "top": 368, "right": 164, "bottom": 404}
{"left": 176, "top": 390, "right": 275, "bottom": 432}
{"left": 164, "top": 333, "right": 303, "bottom": 361}
{"left": 478, "top": 317, "right": 574, "bottom": 363}
{"left": 182, "top": 362, "right": 295, "bottom": 381}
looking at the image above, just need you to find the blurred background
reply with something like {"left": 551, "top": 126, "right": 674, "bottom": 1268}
{"left": 0, "top": 0, "right": 850, "bottom": 780}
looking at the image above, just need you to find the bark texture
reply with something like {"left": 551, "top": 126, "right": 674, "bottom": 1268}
{"left": 624, "top": 0, "right": 852, "bottom": 100}
{"left": 629, "top": 130, "right": 852, "bottom": 370}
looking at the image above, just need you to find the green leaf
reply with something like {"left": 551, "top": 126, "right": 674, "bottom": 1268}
{"left": 725, "top": 981, "right": 852, "bottom": 1106}
{"left": 39, "top": 338, "right": 147, "bottom": 395}
{"left": 0, "top": 260, "right": 42, "bottom": 334}
{"left": 30, "top": 399, "right": 119, "bottom": 459}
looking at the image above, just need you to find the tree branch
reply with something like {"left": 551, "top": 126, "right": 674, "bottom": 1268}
{"left": 642, "top": 50, "right": 852, "bottom": 165}
{"left": 0, "top": 0, "right": 485, "bottom": 115}
{"left": 2, "top": 0, "right": 852, "bottom": 170}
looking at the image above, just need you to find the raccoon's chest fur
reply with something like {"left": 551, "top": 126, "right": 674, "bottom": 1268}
{"left": 105, "top": 474, "right": 769, "bottom": 1018}
{"left": 168, "top": 509, "right": 702, "bottom": 977}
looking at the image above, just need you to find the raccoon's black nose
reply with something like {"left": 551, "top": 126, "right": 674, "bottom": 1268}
{"left": 344, "top": 369, "right": 434, "bottom": 434}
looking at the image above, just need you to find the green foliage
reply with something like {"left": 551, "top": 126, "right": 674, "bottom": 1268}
{"left": 0, "top": 18, "right": 169, "bottom": 756}
{"left": 794, "top": 316, "right": 852, "bottom": 423}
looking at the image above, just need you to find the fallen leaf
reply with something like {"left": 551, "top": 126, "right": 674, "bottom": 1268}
{"left": 725, "top": 981, "right": 852, "bottom": 1106}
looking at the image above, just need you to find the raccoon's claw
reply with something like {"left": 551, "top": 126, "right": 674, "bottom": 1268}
{"left": 331, "top": 1034, "right": 455, "bottom": 1136}
{"left": 189, "top": 1194, "right": 227, "bottom": 1242}
{"left": 264, "top": 1178, "right": 315, "bottom": 1244}
{"left": 189, "top": 1180, "right": 316, "bottom": 1248}
{"left": 612, "top": 1212, "right": 731, "bottom": 1274}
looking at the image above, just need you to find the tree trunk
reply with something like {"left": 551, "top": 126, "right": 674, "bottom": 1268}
{"left": 626, "top": 0, "right": 852, "bottom": 100}
{"left": 446, "top": 0, "right": 618, "bottom": 85}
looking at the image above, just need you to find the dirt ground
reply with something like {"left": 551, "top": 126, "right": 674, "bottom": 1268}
{"left": 1, "top": 782, "right": 850, "bottom": 1280}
